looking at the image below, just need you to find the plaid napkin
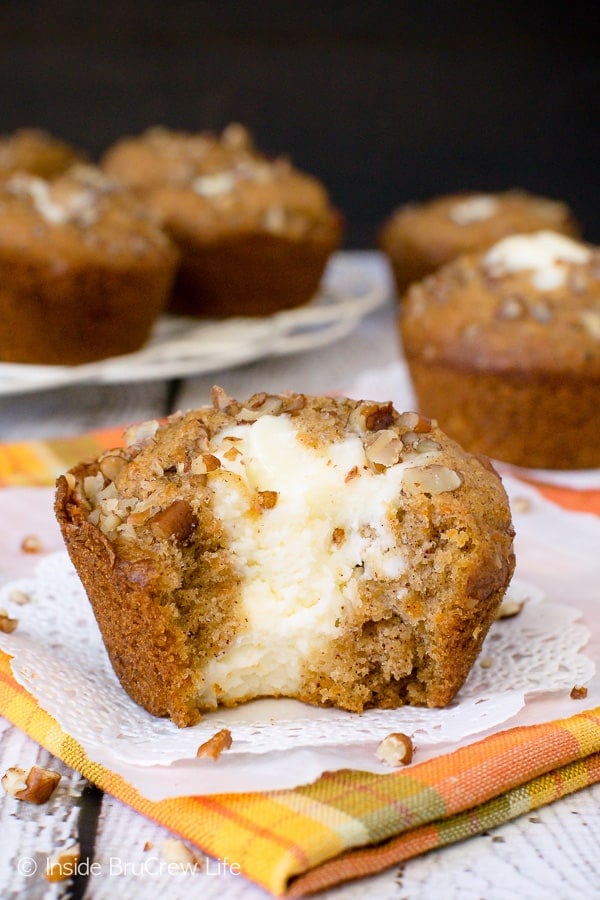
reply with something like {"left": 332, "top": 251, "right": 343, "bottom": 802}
{"left": 1, "top": 430, "right": 599, "bottom": 897}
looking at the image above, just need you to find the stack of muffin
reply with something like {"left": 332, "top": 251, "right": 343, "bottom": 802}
{"left": 0, "top": 126, "right": 343, "bottom": 365}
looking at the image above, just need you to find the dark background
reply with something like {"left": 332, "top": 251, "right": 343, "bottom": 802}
{"left": 1, "top": 1, "right": 598, "bottom": 248}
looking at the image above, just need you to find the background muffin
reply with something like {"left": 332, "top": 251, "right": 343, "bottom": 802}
{"left": 0, "top": 165, "right": 179, "bottom": 365}
{"left": 399, "top": 230, "right": 600, "bottom": 470}
{"left": 55, "top": 389, "right": 514, "bottom": 727}
{"left": 102, "top": 123, "right": 343, "bottom": 317}
{"left": 380, "top": 190, "right": 580, "bottom": 296}
{"left": 0, "top": 127, "right": 87, "bottom": 180}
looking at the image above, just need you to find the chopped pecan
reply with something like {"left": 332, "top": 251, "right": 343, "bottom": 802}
{"left": 2, "top": 765, "right": 61, "bottom": 803}
{"left": 148, "top": 500, "right": 197, "bottom": 543}
{"left": 196, "top": 728, "right": 233, "bottom": 760}
{"left": 376, "top": 732, "right": 413, "bottom": 766}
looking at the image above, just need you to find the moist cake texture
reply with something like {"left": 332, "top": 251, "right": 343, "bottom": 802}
{"left": 400, "top": 230, "right": 600, "bottom": 469}
{"left": 55, "top": 390, "right": 515, "bottom": 726}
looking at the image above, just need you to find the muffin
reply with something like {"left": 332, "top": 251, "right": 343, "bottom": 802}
{"left": 379, "top": 189, "right": 580, "bottom": 295}
{"left": 0, "top": 165, "right": 179, "bottom": 365}
{"left": 0, "top": 127, "right": 87, "bottom": 180}
{"left": 400, "top": 230, "right": 600, "bottom": 470}
{"left": 101, "top": 124, "right": 343, "bottom": 317}
{"left": 55, "top": 388, "right": 515, "bottom": 727}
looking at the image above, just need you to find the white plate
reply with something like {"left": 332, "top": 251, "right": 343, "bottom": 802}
{"left": 0, "top": 251, "right": 389, "bottom": 396}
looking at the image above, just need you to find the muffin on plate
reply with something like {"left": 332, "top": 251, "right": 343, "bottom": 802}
{"left": 0, "top": 127, "right": 87, "bottom": 180}
{"left": 101, "top": 124, "right": 343, "bottom": 317}
{"left": 55, "top": 388, "right": 515, "bottom": 727}
{"left": 399, "top": 230, "right": 600, "bottom": 470}
{"left": 379, "top": 189, "right": 580, "bottom": 295}
{"left": 0, "top": 165, "right": 179, "bottom": 365}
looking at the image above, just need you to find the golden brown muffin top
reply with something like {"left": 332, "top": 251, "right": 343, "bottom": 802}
{"left": 0, "top": 128, "right": 87, "bottom": 179}
{"left": 380, "top": 189, "right": 579, "bottom": 265}
{"left": 401, "top": 231, "right": 600, "bottom": 376}
{"left": 101, "top": 124, "right": 341, "bottom": 241}
{"left": 65, "top": 387, "right": 512, "bottom": 551}
{"left": 0, "top": 164, "right": 177, "bottom": 267}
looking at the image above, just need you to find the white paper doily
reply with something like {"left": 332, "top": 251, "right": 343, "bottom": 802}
{"left": 0, "top": 251, "right": 388, "bottom": 396}
{"left": 0, "top": 553, "right": 592, "bottom": 770}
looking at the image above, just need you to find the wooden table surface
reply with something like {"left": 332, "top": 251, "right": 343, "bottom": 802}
{"left": 1, "top": 253, "right": 599, "bottom": 899}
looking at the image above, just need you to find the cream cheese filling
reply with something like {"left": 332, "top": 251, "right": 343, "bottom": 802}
{"left": 448, "top": 194, "right": 499, "bottom": 225}
{"left": 197, "top": 414, "right": 437, "bottom": 705}
{"left": 483, "top": 230, "right": 591, "bottom": 290}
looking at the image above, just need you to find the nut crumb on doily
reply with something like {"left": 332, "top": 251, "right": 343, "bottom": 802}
{"left": 196, "top": 728, "right": 233, "bottom": 759}
{"left": 495, "top": 597, "right": 525, "bottom": 620}
{"left": 21, "top": 534, "right": 43, "bottom": 553}
{"left": 0, "top": 609, "right": 18, "bottom": 633}
{"left": 570, "top": 684, "right": 588, "bottom": 700}
{"left": 375, "top": 732, "right": 414, "bottom": 766}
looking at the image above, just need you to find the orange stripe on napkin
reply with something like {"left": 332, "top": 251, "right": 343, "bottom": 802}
{"left": 0, "top": 427, "right": 126, "bottom": 487}
{"left": 522, "top": 480, "right": 600, "bottom": 517}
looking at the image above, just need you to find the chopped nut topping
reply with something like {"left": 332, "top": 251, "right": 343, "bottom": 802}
{"left": 191, "top": 453, "right": 222, "bottom": 475}
{"left": 21, "top": 534, "right": 42, "bottom": 553}
{"left": 344, "top": 466, "right": 359, "bottom": 483}
{"left": 236, "top": 394, "right": 284, "bottom": 422}
{"left": 364, "top": 402, "right": 395, "bottom": 431}
{"left": 211, "top": 384, "right": 234, "bottom": 411}
{"left": 223, "top": 445, "right": 242, "bottom": 461}
{"left": 376, "top": 732, "right": 414, "bottom": 766}
{"left": 98, "top": 453, "right": 127, "bottom": 482}
{"left": 196, "top": 728, "right": 233, "bottom": 760}
{"left": 332, "top": 527, "right": 345, "bottom": 544}
{"left": 364, "top": 429, "right": 402, "bottom": 467}
{"left": 255, "top": 490, "right": 279, "bottom": 510}
{"left": 2, "top": 765, "right": 61, "bottom": 803}
{"left": 148, "top": 500, "right": 197, "bottom": 543}
{"left": 285, "top": 394, "right": 306, "bottom": 412}
{"left": 0, "top": 609, "right": 18, "bottom": 633}
{"left": 403, "top": 465, "right": 463, "bottom": 495}
{"left": 570, "top": 684, "right": 588, "bottom": 700}
{"left": 397, "top": 411, "right": 432, "bottom": 433}
{"left": 401, "top": 432, "right": 441, "bottom": 453}
{"left": 123, "top": 419, "right": 159, "bottom": 448}
{"left": 45, "top": 843, "right": 80, "bottom": 883}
